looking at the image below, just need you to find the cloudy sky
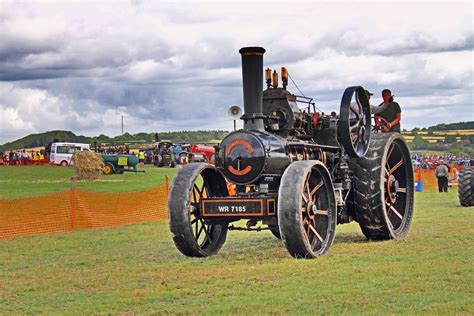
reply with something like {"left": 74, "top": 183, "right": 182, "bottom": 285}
{"left": 0, "top": 1, "right": 472, "bottom": 144}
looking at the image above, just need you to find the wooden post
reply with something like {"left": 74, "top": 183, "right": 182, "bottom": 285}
{"left": 165, "top": 175, "right": 170, "bottom": 194}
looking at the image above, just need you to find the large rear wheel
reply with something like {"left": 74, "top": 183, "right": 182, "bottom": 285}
{"left": 350, "top": 133, "right": 414, "bottom": 240}
{"left": 168, "top": 163, "right": 229, "bottom": 257}
{"left": 278, "top": 161, "right": 337, "bottom": 258}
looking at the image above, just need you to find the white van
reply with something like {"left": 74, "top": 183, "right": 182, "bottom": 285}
{"left": 49, "top": 142, "right": 91, "bottom": 166}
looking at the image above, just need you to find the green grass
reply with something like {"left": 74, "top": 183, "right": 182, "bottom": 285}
{"left": 0, "top": 189, "right": 472, "bottom": 314}
{"left": 0, "top": 165, "right": 177, "bottom": 198}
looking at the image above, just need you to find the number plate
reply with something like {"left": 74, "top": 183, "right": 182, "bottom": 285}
{"left": 117, "top": 157, "right": 128, "bottom": 166}
{"left": 201, "top": 199, "right": 264, "bottom": 216}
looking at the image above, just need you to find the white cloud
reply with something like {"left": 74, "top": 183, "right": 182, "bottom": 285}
{"left": 0, "top": 1, "right": 472, "bottom": 143}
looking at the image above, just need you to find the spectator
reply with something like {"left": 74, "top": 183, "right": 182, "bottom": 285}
{"left": 435, "top": 161, "right": 449, "bottom": 192}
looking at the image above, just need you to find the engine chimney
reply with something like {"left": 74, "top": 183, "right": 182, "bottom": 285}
{"left": 239, "top": 46, "right": 266, "bottom": 131}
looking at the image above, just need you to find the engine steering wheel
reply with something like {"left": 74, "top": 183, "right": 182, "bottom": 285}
{"left": 338, "top": 86, "right": 372, "bottom": 158}
{"left": 373, "top": 116, "right": 390, "bottom": 132}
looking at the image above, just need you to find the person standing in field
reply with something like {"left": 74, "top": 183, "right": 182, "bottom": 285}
{"left": 435, "top": 161, "right": 449, "bottom": 192}
{"left": 372, "top": 89, "right": 402, "bottom": 132}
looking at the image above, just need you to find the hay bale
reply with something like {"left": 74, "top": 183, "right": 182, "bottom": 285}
{"left": 72, "top": 151, "right": 104, "bottom": 181}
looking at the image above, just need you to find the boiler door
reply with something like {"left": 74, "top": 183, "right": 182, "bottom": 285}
{"left": 218, "top": 131, "right": 266, "bottom": 185}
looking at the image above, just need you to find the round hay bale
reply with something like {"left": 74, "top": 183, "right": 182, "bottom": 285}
{"left": 72, "top": 151, "right": 104, "bottom": 181}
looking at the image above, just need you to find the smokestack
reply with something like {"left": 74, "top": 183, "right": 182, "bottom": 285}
{"left": 239, "top": 46, "right": 265, "bottom": 131}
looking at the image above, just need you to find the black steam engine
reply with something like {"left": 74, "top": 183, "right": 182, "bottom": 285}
{"left": 168, "top": 47, "right": 414, "bottom": 258}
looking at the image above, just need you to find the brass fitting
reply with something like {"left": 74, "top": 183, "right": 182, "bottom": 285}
{"left": 272, "top": 70, "right": 278, "bottom": 88}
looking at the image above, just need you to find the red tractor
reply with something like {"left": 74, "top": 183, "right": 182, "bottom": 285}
{"left": 188, "top": 144, "right": 215, "bottom": 164}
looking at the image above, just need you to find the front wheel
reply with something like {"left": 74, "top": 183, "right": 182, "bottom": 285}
{"left": 278, "top": 161, "right": 337, "bottom": 259}
{"left": 168, "top": 163, "right": 229, "bottom": 257}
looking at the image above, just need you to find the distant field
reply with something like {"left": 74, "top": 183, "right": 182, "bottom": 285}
{"left": 0, "top": 189, "right": 472, "bottom": 314}
{"left": 423, "top": 129, "right": 474, "bottom": 136}
{"left": 0, "top": 165, "right": 177, "bottom": 198}
{"left": 402, "top": 129, "right": 473, "bottom": 144}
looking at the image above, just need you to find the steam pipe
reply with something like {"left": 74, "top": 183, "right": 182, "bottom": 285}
{"left": 239, "top": 46, "right": 266, "bottom": 131}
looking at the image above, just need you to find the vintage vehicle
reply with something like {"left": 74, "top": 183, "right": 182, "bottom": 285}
{"left": 458, "top": 163, "right": 473, "bottom": 207}
{"left": 154, "top": 141, "right": 176, "bottom": 167}
{"left": 188, "top": 143, "right": 215, "bottom": 163}
{"left": 49, "top": 142, "right": 91, "bottom": 166}
{"left": 168, "top": 47, "right": 414, "bottom": 259}
{"left": 102, "top": 154, "right": 142, "bottom": 175}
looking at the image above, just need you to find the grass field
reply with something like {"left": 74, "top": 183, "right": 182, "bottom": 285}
{"left": 0, "top": 187, "right": 473, "bottom": 314}
{"left": 0, "top": 165, "right": 176, "bottom": 198}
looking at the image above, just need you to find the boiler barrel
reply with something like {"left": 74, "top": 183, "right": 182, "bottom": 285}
{"left": 101, "top": 154, "right": 139, "bottom": 167}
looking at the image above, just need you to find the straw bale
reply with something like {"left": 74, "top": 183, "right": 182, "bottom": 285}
{"left": 72, "top": 151, "right": 104, "bottom": 181}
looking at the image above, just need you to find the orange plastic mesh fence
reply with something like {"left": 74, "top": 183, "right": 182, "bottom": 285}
{"left": 0, "top": 184, "right": 169, "bottom": 240}
{"left": 0, "top": 167, "right": 459, "bottom": 240}
{"left": 414, "top": 165, "right": 459, "bottom": 190}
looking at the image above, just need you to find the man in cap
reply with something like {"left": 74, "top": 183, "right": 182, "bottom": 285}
{"left": 435, "top": 160, "right": 449, "bottom": 192}
{"left": 372, "top": 89, "right": 402, "bottom": 132}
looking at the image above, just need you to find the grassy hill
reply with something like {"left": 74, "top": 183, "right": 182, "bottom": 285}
{"left": 1, "top": 121, "right": 472, "bottom": 154}
{"left": 0, "top": 130, "right": 229, "bottom": 151}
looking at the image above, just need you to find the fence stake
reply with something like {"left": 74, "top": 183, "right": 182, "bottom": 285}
{"left": 165, "top": 175, "right": 170, "bottom": 194}
{"left": 70, "top": 177, "right": 76, "bottom": 230}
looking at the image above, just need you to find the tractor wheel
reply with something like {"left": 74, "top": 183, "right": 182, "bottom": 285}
{"left": 458, "top": 166, "right": 474, "bottom": 207}
{"left": 103, "top": 162, "right": 115, "bottom": 175}
{"left": 350, "top": 133, "right": 414, "bottom": 240}
{"left": 278, "top": 161, "right": 337, "bottom": 258}
{"left": 268, "top": 225, "right": 281, "bottom": 239}
{"left": 154, "top": 154, "right": 163, "bottom": 167}
{"left": 168, "top": 163, "right": 229, "bottom": 257}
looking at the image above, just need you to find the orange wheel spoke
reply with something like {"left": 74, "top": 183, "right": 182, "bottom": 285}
{"left": 389, "top": 204, "right": 403, "bottom": 219}
{"left": 309, "top": 224, "right": 323, "bottom": 242}
{"left": 310, "top": 181, "right": 323, "bottom": 197}
{"left": 387, "top": 144, "right": 395, "bottom": 160}
{"left": 315, "top": 209, "right": 328, "bottom": 216}
{"left": 302, "top": 192, "right": 308, "bottom": 203}
{"left": 390, "top": 160, "right": 403, "bottom": 174}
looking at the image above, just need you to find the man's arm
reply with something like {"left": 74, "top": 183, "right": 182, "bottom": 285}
{"left": 388, "top": 102, "right": 402, "bottom": 128}
{"left": 388, "top": 113, "right": 401, "bottom": 128}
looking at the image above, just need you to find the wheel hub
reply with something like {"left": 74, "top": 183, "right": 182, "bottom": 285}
{"left": 306, "top": 201, "right": 317, "bottom": 219}
{"left": 387, "top": 174, "right": 399, "bottom": 203}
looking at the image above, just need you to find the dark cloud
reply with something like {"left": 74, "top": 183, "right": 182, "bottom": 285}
{"left": 0, "top": 1, "right": 472, "bottom": 143}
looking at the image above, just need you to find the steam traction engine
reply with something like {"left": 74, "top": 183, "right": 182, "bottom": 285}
{"left": 168, "top": 47, "right": 414, "bottom": 258}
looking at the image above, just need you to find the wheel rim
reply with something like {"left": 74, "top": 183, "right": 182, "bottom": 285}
{"left": 301, "top": 167, "right": 331, "bottom": 253}
{"left": 104, "top": 165, "right": 112, "bottom": 174}
{"left": 384, "top": 140, "right": 410, "bottom": 232}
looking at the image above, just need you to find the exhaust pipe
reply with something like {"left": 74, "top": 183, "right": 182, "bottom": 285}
{"left": 239, "top": 46, "right": 265, "bottom": 131}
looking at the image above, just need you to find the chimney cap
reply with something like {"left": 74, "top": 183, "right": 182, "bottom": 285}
{"left": 239, "top": 46, "right": 266, "bottom": 56}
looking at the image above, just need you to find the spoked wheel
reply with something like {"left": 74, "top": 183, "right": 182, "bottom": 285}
{"left": 373, "top": 116, "right": 390, "bottom": 132}
{"left": 278, "top": 161, "right": 337, "bottom": 258}
{"left": 338, "top": 86, "right": 371, "bottom": 158}
{"left": 350, "top": 133, "right": 414, "bottom": 240}
{"left": 168, "top": 163, "right": 229, "bottom": 257}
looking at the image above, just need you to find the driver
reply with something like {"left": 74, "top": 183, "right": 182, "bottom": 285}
{"left": 372, "top": 89, "right": 402, "bottom": 132}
